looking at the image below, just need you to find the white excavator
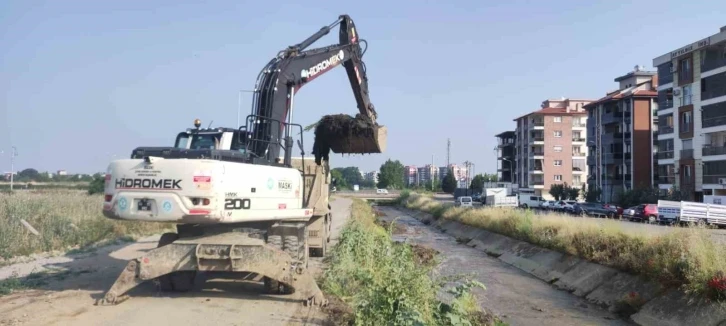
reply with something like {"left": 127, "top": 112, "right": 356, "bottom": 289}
{"left": 98, "top": 14, "right": 386, "bottom": 306}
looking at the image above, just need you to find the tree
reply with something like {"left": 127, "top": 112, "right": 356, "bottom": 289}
{"left": 583, "top": 184, "right": 601, "bottom": 202}
{"left": 441, "top": 168, "right": 458, "bottom": 194}
{"left": 566, "top": 186, "right": 580, "bottom": 200}
{"left": 549, "top": 183, "right": 566, "bottom": 200}
{"left": 330, "top": 169, "right": 348, "bottom": 189}
{"left": 18, "top": 168, "right": 39, "bottom": 181}
{"left": 88, "top": 175, "right": 105, "bottom": 195}
{"left": 377, "top": 159, "right": 405, "bottom": 189}
{"left": 469, "top": 174, "right": 484, "bottom": 191}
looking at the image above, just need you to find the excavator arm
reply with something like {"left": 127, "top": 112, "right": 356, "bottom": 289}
{"left": 246, "top": 14, "right": 385, "bottom": 164}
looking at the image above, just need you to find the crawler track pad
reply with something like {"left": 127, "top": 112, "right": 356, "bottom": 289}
{"left": 97, "top": 240, "right": 326, "bottom": 306}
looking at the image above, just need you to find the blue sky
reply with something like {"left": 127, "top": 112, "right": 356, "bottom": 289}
{"left": 1, "top": 0, "right": 725, "bottom": 175}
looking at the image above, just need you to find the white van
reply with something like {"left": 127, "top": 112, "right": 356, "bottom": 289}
{"left": 518, "top": 193, "right": 545, "bottom": 209}
{"left": 455, "top": 196, "right": 474, "bottom": 208}
{"left": 376, "top": 188, "right": 388, "bottom": 194}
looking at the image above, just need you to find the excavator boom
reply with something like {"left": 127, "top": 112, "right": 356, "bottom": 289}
{"left": 247, "top": 14, "right": 386, "bottom": 165}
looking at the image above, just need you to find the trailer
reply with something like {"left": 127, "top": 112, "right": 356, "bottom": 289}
{"left": 485, "top": 195, "right": 519, "bottom": 208}
{"left": 657, "top": 200, "right": 726, "bottom": 226}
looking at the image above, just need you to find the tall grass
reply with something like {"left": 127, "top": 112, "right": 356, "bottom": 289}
{"left": 0, "top": 190, "right": 172, "bottom": 259}
{"left": 401, "top": 193, "right": 726, "bottom": 301}
{"left": 322, "top": 199, "right": 501, "bottom": 325}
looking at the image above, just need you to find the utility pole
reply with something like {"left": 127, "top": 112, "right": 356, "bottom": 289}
{"left": 10, "top": 146, "right": 17, "bottom": 191}
{"left": 446, "top": 138, "right": 451, "bottom": 167}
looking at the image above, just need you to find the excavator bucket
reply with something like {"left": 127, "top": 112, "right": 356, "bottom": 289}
{"left": 313, "top": 114, "right": 387, "bottom": 156}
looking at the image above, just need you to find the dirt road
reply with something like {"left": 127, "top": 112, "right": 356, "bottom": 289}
{"left": 0, "top": 197, "right": 353, "bottom": 326}
{"left": 376, "top": 205, "right": 631, "bottom": 326}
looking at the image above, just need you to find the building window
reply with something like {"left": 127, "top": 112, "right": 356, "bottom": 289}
{"left": 681, "top": 84, "right": 692, "bottom": 106}
{"left": 680, "top": 111, "right": 692, "bottom": 132}
{"left": 554, "top": 160, "right": 562, "bottom": 166}
{"left": 554, "top": 145, "right": 562, "bottom": 152}
{"left": 554, "top": 130, "right": 562, "bottom": 137}
{"left": 678, "top": 57, "right": 693, "bottom": 84}
{"left": 554, "top": 116, "right": 562, "bottom": 123}
{"left": 554, "top": 175, "right": 562, "bottom": 181}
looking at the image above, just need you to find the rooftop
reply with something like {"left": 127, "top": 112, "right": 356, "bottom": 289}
{"left": 513, "top": 107, "right": 588, "bottom": 121}
{"left": 495, "top": 131, "right": 516, "bottom": 138}
{"left": 653, "top": 26, "right": 726, "bottom": 67}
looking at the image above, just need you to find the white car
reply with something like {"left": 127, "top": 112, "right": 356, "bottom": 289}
{"left": 455, "top": 196, "right": 474, "bottom": 208}
{"left": 376, "top": 188, "right": 389, "bottom": 194}
{"left": 539, "top": 200, "right": 557, "bottom": 210}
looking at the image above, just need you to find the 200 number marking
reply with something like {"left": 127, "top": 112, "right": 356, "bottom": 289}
{"left": 225, "top": 198, "right": 251, "bottom": 210}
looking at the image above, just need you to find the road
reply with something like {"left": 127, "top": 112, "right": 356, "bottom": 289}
{"left": 375, "top": 205, "right": 629, "bottom": 326}
{"left": 0, "top": 197, "right": 353, "bottom": 326}
{"left": 430, "top": 193, "right": 726, "bottom": 244}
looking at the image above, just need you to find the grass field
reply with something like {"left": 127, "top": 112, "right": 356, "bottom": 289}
{"left": 399, "top": 192, "right": 726, "bottom": 301}
{"left": 0, "top": 190, "right": 172, "bottom": 260}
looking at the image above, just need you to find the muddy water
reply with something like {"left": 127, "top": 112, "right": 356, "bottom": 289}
{"left": 376, "top": 206, "right": 631, "bottom": 326}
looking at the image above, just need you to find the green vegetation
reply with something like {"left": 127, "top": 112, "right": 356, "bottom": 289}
{"left": 400, "top": 193, "right": 726, "bottom": 301}
{"left": 441, "top": 168, "right": 457, "bottom": 194}
{"left": 322, "top": 199, "right": 503, "bottom": 325}
{"left": 548, "top": 183, "right": 580, "bottom": 200}
{"left": 377, "top": 159, "right": 406, "bottom": 189}
{"left": 0, "top": 190, "right": 172, "bottom": 259}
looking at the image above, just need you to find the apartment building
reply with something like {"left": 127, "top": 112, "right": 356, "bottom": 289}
{"left": 495, "top": 131, "right": 516, "bottom": 183}
{"left": 653, "top": 26, "right": 726, "bottom": 203}
{"left": 585, "top": 66, "right": 659, "bottom": 203}
{"left": 438, "top": 164, "right": 468, "bottom": 188}
{"left": 363, "top": 171, "right": 379, "bottom": 185}
{"left": 404, "top": 166, "right": 417, "bottom": 187}
{"left": 514, "top": 98, "right": 593, "bottom": 199}
{"left": 417, "top": 165, "right": 439, "bottom": 185}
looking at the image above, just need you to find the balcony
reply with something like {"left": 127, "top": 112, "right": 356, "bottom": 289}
{"left": 531, "top": 180, "right": 545, "bottom": 186}
{"left": 531, "top": 151, "right": 544, "bottom": 156}
{"left": 572, "top": 152, "right": 586, "bottom": 157}
{"left": 703, "top": 175, "right": 726, "bottom": 184}
{"left": 531, "top": 136, "right": 544, "bottom": 142}
{"left": 658, "top": 99, "right": 674, "bottom": 111}
{"left": 703, "top": 115, "right": 726, "bottom": 129}
{"left": 572, "top": 121, "right": 586, "bottom": 128}
{"left": 572, "top": 166, "right": 586, "bottom": 173}
{"left": 572, "top": 137, "right": 586, "bottom": 142}
{"left": 680, "top": 149, "right": 694, "bottom": 159}
{"left": 657, "top": 151, "right": 674, "bottom": 159}
{"left": 659, "top": 125, "right": 674, "bottom": 134}
{"left": 532, "top": 120, "right": 544, "bottom": 127}
{"left": 703, "top": 145, "right": 726, "bottom": 156}
{"left": 531, "top": 165, "right": 543, "bottom": 172}
{"left": 658, "top": 175, "right": 675, "bottom": 184}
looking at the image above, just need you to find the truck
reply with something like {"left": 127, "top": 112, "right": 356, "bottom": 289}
{"left": 98, "top": 14, "right": 386, "bottom": 307}
{"left": 657, "top": 200, "right": 726, "bottom": 226}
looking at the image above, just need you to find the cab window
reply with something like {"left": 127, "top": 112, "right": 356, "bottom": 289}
{"left": 189, "top": 133, "right": 222, "bottom": 150}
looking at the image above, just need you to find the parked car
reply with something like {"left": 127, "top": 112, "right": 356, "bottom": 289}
{"left": 376, "top": 188, "right": 389, "bottom": 194}
{"left": 455, "top": 196, "right": 474, "bottom": 208}
{"left": 630, "top": 204, "right": 659, "bottom": 224}
{"left": 622, "top": 206, "right": 639, "bottom": 219}
{"left": 602, "top": 203, "right": 623, "bottom": 218}
{"left": 553, "top": 200, "right": 578, "bottom": 213}
{"left": 471, "top": 193, "right": 481, "bottom": 202}
{"left": 576, "top": 202, "right": 617, "bottom": 218}
{"left": 540, "top": 200, "right": 557, "bottom": 210}
{"left": 518, "top": 194, "right": 545, "bottom": 209}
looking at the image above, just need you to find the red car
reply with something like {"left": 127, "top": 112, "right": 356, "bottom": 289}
{"left": 628, "top": 204, "right": 659, "bottom": 223}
